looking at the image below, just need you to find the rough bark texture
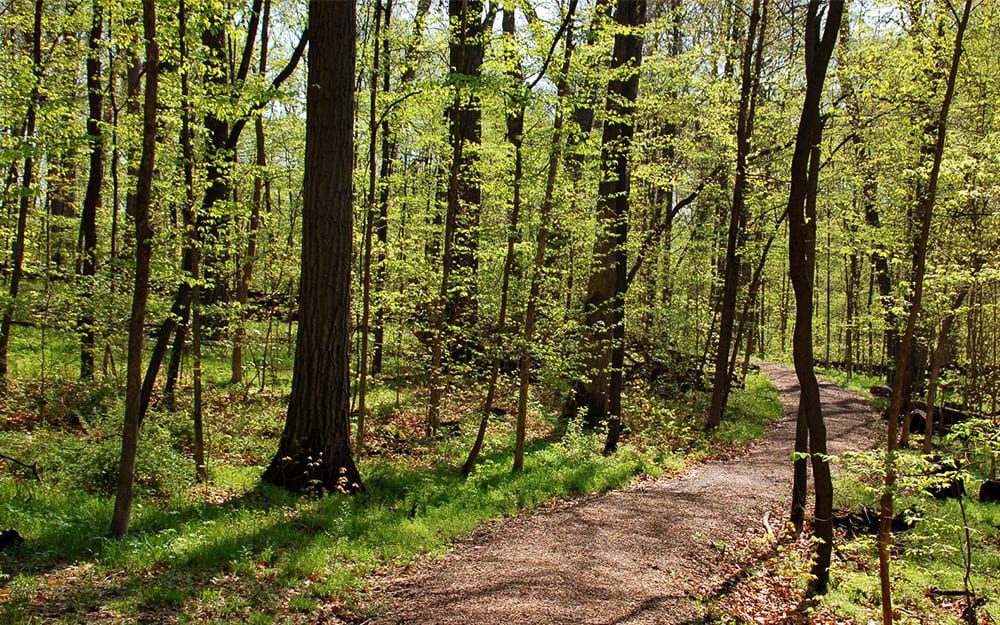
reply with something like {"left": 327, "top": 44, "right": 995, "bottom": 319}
{"left": 262, "top": 0, "right": 362, "bottom": 494}
{"left": 785, "top": 0, "right": 843, "bottom": 595}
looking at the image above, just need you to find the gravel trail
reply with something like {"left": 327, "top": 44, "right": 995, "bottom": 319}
{"left": 369, "top": 363, "right": 878, "bottom": 624}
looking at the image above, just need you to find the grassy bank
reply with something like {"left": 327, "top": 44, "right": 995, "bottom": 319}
{"left": 1, "top": 364, "right": 782, "bottom": 624}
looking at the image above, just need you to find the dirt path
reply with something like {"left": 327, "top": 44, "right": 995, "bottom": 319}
{"left": 368, "top": 364, "right": 878, "bottom": 625}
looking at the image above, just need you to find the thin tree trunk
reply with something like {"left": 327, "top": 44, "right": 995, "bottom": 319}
{"left": 373, "top": 0, "right": 425, "bottom": 376}
{"left": 563, "top": 0, "right": 644, "bottom": 432}
{"left": 443, "top": 0, "right": 488, "bottom": 361}
{"left": 786, "top": 0, "right": 843, "bottom": 595}
{"left": 791, "top": 402, "right": 809, "bottom": 535}
{"left": 707, "top": 0, "right": 766, "bottom": 429}
{"left": 110, "top": 0, "right": 159, "bottom": 537}
{"left": 427, "top": 2, "right": 488, "bottom": 435}
{"left": 356, "top": 0, "right": 384, "bottom": 455}
{"left": 877, "top": 1, "right": 972, "bottom": 620}
{"left": 80, "top": 2, "right": 104, "bottom": 380}
{"left": 233, "top": 0, "right": 272, "bottom": 385}
{"left": 163, "top": 0, "right": 197, "bottom": 411}
{"left": 0, "top": 0, "right": 43, "bottom": 389}
{"left": 138, "top": 24, "right": 306, "bottom": 422}
{"left": 601, "top": 0, "right": 645, "bottom": 454}
{"left": 923, "top": 289, "right": 967, "bottom": 453}
{"left": 192, "top": 245, "right": 206, "bottom": 482}
{"left": 463, "top": 5, "right": 528, "bottom": 476}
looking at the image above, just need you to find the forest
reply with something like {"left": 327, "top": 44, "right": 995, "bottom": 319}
{"left": 0, "top": 0, "right": 998, "bottom": 623}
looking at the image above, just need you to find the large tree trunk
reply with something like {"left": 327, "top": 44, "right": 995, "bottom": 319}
{"left": 110, "top": 0, "right": 158, "bottom": 537}
{"left": 785, "top": 0, "right": 842, "bottom": 595}
{"left": 262, "top": 0, "right": 362, "bottom": 493}
{"left": 877, "top": 1, "right": 972, "bottom": 620}
{"left": 79, "top": 3, "right": 104, "bottom": 380}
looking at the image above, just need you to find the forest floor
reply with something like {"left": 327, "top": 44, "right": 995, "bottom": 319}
{"left": 363, "top": 363, "right": 879, "bottom": 624}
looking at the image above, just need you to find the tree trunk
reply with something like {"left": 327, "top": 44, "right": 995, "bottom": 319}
{"left": 785, "top": 0, "right": 843, "bottom": 595}
{"left": 79, "top": 3, "right": 104, "bottom": 380}
{"left": 791, "top": 402, "right": 809, "bottom": 535}
{"left": 192, "top": 244, "right": 206, "bottom": 482}
{"left": 373, "top": 0, "right": 427, "bottom": 376}
{"left": 923, "top": 289, "right": 967, "bottom": 453}
{"left": 262, "top": 0, "right": 362, "bottom": 493}
{"left": 138, "top": 20, "right": 305, "bottom": 421}
{"left": 110, "top": 0, "right": 158, "bottom": 537}
{"left": 463, "top": 4, "right": 527, "bottom": 476}
{"left": 707, "top": 0, "right": 766, "bottom": 429}
{"left": 233, "top": 0, "right": 272, "bottom": 385}
{"left": 356, "top": 0, "right": 384, "bottom": 455}
{"left": 877, "top": 3, "right": 972, "bottom": 619}
{"left": 0, "top": 0, "right": 43, "bottom": 389}
{"left": 564, "top": 0, "right": 644, "bottom": 433}
{"left": 443, "top": 0, "right": 487, "bottom": 361}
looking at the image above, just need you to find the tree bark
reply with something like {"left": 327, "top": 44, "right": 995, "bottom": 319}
{"left": 262, "top": 0, "right": 362, "bottom": 493}
{"left": 110, "top": 0, "right": 158, "bottom": 537}
{"left": 707, "top": 0, "right": 766, "bottom": 429}
{"left": 79, "top": 3, "right": 104, "bottom": 380}
{"left": 877, "top": 2, "right": 972, "bottom": 619}
{"left": 785, "top": 0, "right": 843, "bottom": 595}
{"left": 0, "top": 0, "right": 43, "bottom": 389}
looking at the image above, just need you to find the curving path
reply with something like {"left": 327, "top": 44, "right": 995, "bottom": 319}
{"left": 368, "top": 364, "right": 878, "bottom": 624}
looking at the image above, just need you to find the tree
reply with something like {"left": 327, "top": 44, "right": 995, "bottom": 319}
{"left": 261, "top": 0, "right": 362, "bottom": 494}
{"left": 563, "top": 0, "right": 645, "bottom": 441}
{"left": 79, "top": 0, "right": 104, "bottom": 380}
{"left": 877, "top": 0, "right": 973, "bottom": 620}
{"left": 110, "top": 0, "right": 159, "bottom": 538}
{"left": 427, "top": 0, "right": 492, "bottom": 435}
{"left": 0, "top": 0, "right": 43, "bottom": 390}
{"left": 785, "top": 0, "right": 843, "bottom": 595}
{"left": 706, "top": 0, "right": 768, "bottom": 429}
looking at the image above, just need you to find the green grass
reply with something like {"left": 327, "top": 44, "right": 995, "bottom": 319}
{"left": 0, "top": 365, "right": 782, "bottom": 624}
{"left": 816, "top": 367, "right": 884, "bottom": 398}
{"left": 812, "top": 366, "right": 1000, "bottom": 625}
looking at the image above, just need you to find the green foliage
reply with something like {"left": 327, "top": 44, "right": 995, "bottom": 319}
{"left": 822, "top": 441, "right": 1000, "bottom": 624}
{"left": 0, "top": 367, "right": 780, "bottom": 623}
